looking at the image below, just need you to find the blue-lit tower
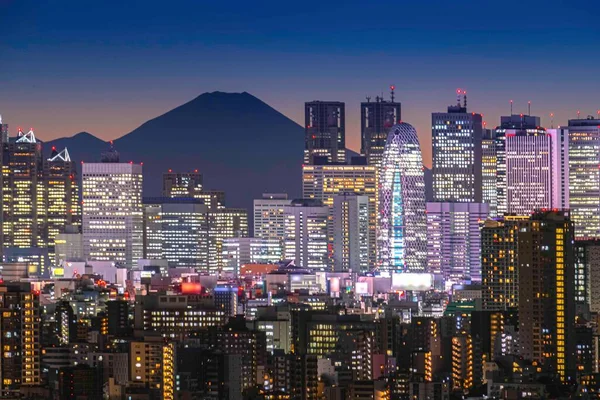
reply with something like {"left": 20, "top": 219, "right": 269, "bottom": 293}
{"left": 377, "top": 123, "right": 427, "bottom": 272}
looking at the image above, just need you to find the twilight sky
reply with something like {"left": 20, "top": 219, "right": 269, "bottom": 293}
{"left": 1, "top": 0, "right": 599, "bottom": 166}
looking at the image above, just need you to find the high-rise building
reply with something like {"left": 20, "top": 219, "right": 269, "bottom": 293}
{"left": 207, "top": 208, "right": 248, "bottom": 274}
{"left": 426, "top": 202, "right": 489, "bottom": 285}
{"left": 481, "top": 216, "right": 528, "bottom": 311}
{"left": 44, "top": 147, "right": 80, "bottom": 265}
{"left": 253, "top": 193, "right": 292, "bottom": 254}
{"left": 82, "top": 147, "right": 143, "bottom": 267}
{"left": 142, "top": 197, "right": 209, "bottom": 268}
{"left": 302, "top": 161, "right": 377, "bottom": 269}
{"left": 162, "top": 170, "right": 203, "bottom": 197}
{"left": 505, "top": 124, "right": 553, "bottom": 215}
{"left": 548, "top": 127, "right": 569, "bottom": 211}
{"left": 2, "top": 129, "right": 44, "bottom": 251}
{"left": 574, "top": 240, "right": 600, "bottom": 316}
{"left": 0, "top": 116, "right": 5, "bottom": 262}
{"left": 377, "top": 123, "right": 427, "bottom": 272}
{"left": 495, "top": 114, "right": 542, "bottom": 215}
{"left": 222, "top": 237, "right": 281, "bottom": 275}
{"left": 567, "top": 117, "right": 600, "bottom": 239}
{"left": 481, "top": 128, "right": 497, "bottom": 217}
{"left": 0, "top": 284, "right": 41, "bottom": 394}
{"left": 517, "top": 210, "right": 576, "bottom": 381}
{"left": 332, "top": 193, "right": 370, "bottom": 273}
{"left": 304, "top": 101, "right": 345, "bottom": 164}
{"left": 283, "top": 199, "right": 328, "bottom": 270}
{"left": 432, "top": 93, "right": 483, "bottom": 202}
{"left": 360, "top": 91, "right": 401, "bottom": 167}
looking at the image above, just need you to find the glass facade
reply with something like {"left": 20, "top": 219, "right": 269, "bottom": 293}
{"left": 377, "top": 123, "right": 427, "bottom": 272}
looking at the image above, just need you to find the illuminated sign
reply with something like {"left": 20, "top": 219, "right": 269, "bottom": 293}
{"left": 391, "top": 273, "right": 432, "bottom": 291}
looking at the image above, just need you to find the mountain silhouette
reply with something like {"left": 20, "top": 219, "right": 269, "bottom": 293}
{"left": 45, "top": 92, "right": 304, "bottom": 213}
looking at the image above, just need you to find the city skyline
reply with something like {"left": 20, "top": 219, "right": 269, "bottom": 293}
{"left": 2, "top": 1, "right": 600, "bottom": 166}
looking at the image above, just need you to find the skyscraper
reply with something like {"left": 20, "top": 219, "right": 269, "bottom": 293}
{"left": 360, "top": 90, "right": 401, "bottom": 167}
{"left": 162, "top": 170, "right": 203, "bottom": 198}
{"left": 44, "top": 147, "right": 80, "bottom": 265}
{"left": 332, "top": 193, "right": 369, "bottom": 273}
{"left": 82, "top": 146, "right": 143, "bottom": 267}
{"left": 304, "top": 101, "right": 345, "bottom": 164}
{"left": 302, "top": 161, "right": 378, "bottom": 269}
{"left": 495, "top": 114, "right": 541, "bottom": 215}
{"left": 426, "top": 202, "right": 489, "bottom": 285}
{"left": 207, "top": 208, "right": 248, "bottom": 274}
{"left": 505, "top": 124, "right": 553, "bottom": 215}
{"left": 283, "top": 199, "right": 328, "bottom": 270}
{"left": 432, "top": 92, "right": 482, "bottom": 202}
{"left": 481, "top": 216, "right": 528, "bottom": 311}
{"left": 253, "top": 193, "right": 292, "bottom": 255}
{"left": 481, "top": 128, "right": 497, "bottom": 217}
{"left": 377, "top": 123, "right": 427, "bottom": 272}
{"left": 142, "top": 197, "right": 209, "bottom": 268}
{"left": 567, "top": 117, "right": 600, "bottom": 239}
{"left": 575, "top": 239, "right": 600, "bottom": 314}
{"left": 517, "top": 210, "right": 575, "bottom": 381}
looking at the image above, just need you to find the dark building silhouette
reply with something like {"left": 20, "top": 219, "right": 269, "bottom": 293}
{"left": 304, "top": 101, "right": 345, "bottom": 164}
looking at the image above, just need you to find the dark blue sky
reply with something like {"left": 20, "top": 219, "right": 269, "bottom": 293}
{"left": 1, "top": 0, "right": 599, "bottom": 164}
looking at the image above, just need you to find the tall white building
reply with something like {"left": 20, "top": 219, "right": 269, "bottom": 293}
{"left": 567, "top": 117, "right": 600, "bottom": 239}
{"left": 283, "top": 199, "right": 328, "bottom": 270}
{"left": 377, "top": 123, "right": 427, "bottom": 272}
{"left": 431, "top": 94, "right": 483, "bottom": 203}
{"left": 426, "top": 202, "right": 489, "bottom": 286}
{"left": 82, "top": 161, "right": 143, "bottom": 267}
{"left": 481, "top": 129, "right": 498, "bottom": 217}
{"left": 332, "top": 193, "right": 369, "bottom": 273}
{"left": 505, "top": 128, "right": 553, "bottom": 215}
{"left": 253, "top": 193, "right": 291, "bottom": 253}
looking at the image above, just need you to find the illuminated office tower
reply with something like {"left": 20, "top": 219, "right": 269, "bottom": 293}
{"left": 302, "top": 162, "right": 378, "bottom": 269}
{"left": 505, "top": 123, "right": 553, "bottom": 215}
{"left": 222, "top": 237, "right": 281, "bottom": 275}
{"left": 283, "top": 199, "right": 328, "bottom": 270}
{"left": 517, "top": 210, "right": 575, "bottom": 381}
{"left": 481, "top": 216, "right": 528, "bottom": 311}
{"left": 82, "top": 146, "right": 143, "bottom": 267}
{"left": 567, "top": 117, "right": 600, "bottom": 239}
{"left": 360, "top": 89, "right": 401, "bottom": 167}
{"left": 0, "top": 284, "right": 41, "bottom": 394}
{"left": 142, "top": 198, "right": 209, "bottom": 268}
{"left": 207, "top": 208, "right": 248, "bottom": 274}
{"left": 2, "top": 129, "right": 44, "bottom": 251}
{"left": 44, "top": 147, "right": 80, "bottom": 265}
{"left": 253, "top": 193, "right": 291, "bottom": 254}
{"left": 304, "top": 101, "right": 345, "bottom": 164}
{"left": 495, "top": 114, "right": 543, "bottom": 215}
{"left": 162, "top": 169, "right": 203, "bottom": 197}
{"left": 426, "top": 202, "right": 489, "bottom": 286}
{"left": 377, "top": 123, "right": 427, "bottom": 272}
{"left": 432, "top": 92, "right": 483, "bottom": 202}
{"left": 332, "top": 193, "right": 369, "bottom": 273}
{"left": 481, "top": 128, "right": 497, "bottom": 217}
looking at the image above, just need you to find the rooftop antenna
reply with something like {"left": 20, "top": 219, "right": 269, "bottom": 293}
{"left": 366, "top": 96, "right": 371, "bottom": 103}
{"left": 550, "top": 112, "right": 554, "bottom": 129}
{"left": 456, "top": 89, "right": 462, "bottom": 107}
{"left": 577, "top": 110, "right": 581, "bottom": 119}
{"left": 463, "top": 90, "right": 468, "bottom": 110}
{"left": 528, "top": 101, "right": 531, "bottom": 116}
{"left": 390, "top": 85, "right": 395, "bottom": 102}
{"left": 510, "top": 100, "right": 513, "bottom": 115}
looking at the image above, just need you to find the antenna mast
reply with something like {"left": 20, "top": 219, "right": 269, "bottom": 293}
{"left": 390, "top": 85, "right": 396, "bottom": 102}
{"left": 510, "top": 100, "right": 513, "bottom": 115}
